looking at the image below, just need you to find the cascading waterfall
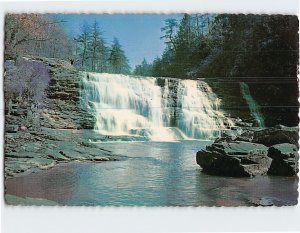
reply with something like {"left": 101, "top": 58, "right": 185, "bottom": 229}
{"left": 240, "top": 82, "right": 265, "bottom": 127}
{"left": 175, "top": 80, "right": 231, "bottom": 138}
{"left": 81, "top": 72, "right": 234, "bottom": 140}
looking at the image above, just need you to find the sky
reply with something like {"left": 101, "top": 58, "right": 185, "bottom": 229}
{"left": 49, "top": 14, "right": 182, "bottom": 68}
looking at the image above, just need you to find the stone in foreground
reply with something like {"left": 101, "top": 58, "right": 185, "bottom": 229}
{"left": 196, "top": 141, "right": 271, "bottom": 177}
{"left": 252, "top": 125, "right": 299, "bottom": 147}
{"left": 267, "top": 143, "right": 299, "bottom": 176}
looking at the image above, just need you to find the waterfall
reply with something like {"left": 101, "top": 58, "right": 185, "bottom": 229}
{"left": 81, "top": 72, "right": 234, "bottom": 140}
{"left": 240, "top": 82, "right": 265, "bottom": 127}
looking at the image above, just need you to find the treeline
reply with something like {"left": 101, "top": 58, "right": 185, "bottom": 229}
{"left": 134, "top": 14, "right": 298, "bottom": 78}
{"left": 5, "top": 14, "right": 131, "bottom": 74}
{"left": 134, "top": 14, "right": 299, "bottom": 126}
{"left": 74, "top": 22, "right": 130, "bottom": 74}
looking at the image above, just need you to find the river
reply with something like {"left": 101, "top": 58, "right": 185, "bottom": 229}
{"left": 5, "top": 140, "right": 298, "bottom": 206}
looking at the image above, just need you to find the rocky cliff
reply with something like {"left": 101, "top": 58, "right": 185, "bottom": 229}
{"left": 37, "top": 57, "right": 96, "bottom": 129}
{"left": 4, "top": 57, "right": 115, "bottom": 178}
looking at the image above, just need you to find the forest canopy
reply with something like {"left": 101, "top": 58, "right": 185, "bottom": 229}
{"left": 134, "top": 14, "right": 298, "bottom": 79}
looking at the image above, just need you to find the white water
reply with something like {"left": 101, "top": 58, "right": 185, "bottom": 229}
{"left": 81, "top": 72, "right": 234, "bottom": 140}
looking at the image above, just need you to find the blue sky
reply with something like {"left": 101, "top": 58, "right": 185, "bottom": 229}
{"left": 49, "top": 14, "right": 181, "bottom": 68}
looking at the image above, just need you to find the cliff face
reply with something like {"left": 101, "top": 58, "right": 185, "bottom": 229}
{"left": 35, "top": 57, "right": 96, "bottom": 130}
{"left": 4, "top": 57, "right": 112, "bottom": 178}
{"left": 206, "top": 79, "right": 253, "bottom": 124}
{"left": 206, "top": 77, "right": 299, "bottom": 128}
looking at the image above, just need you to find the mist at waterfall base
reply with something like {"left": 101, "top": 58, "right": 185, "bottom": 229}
{"left": 81, "top": 72, "right": 235, "bottom": 141}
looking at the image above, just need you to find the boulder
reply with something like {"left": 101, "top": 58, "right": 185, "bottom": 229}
{"left": 253, "top": 126, "right": 299, "bottom": 147}
{"left": 267, "top": 143, "right": 299, "bottom": 176}
{"left": 196, "top": 141, "right": 271, "bottom": 177}
{"left": 215, "top": 129, "right": 254, "bottom": 143}
{"left": 248, "top": 197, "right": 274, "bottom": 206}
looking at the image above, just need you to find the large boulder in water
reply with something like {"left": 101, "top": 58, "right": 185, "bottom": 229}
{"left": 196, "top": 141, "right": 271, "bottom": 177}
{"left": 267, "top": 143, "right": 299, "bottom": 176}
{"left": 252, "top": 125, "right": 299, "bottom": 147}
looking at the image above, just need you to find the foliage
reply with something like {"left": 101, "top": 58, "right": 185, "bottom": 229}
{"left": 5, "top": 14, "right": 72, "bottom": 60}
{"left": 4, "top": 58, "right": 50, "bottom": 107}
{"left": 133, "top": 58, "right": 153, "bottom": 76}
{"left": 108, "top": 38, "right": 131, "bottom": 74}
{"left": 135, "top": 14, "right": 297, "bottom": 80}
{"left": 134, "top": 14, "right": 298, "bottom": 126}
{"left": 74, "top": 25, "right": 131, "bottom": 74}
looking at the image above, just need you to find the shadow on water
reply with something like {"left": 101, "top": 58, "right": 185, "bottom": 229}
{"left": 5, "top": 141, "right": 298, "bottom": 206}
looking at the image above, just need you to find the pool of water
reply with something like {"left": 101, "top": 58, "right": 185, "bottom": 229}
{"left": 5, "top": 140, "right": 298, "bottom": 206}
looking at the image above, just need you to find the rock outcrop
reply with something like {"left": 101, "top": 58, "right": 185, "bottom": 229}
{"left": 196, "top": 142, "right": 271, "bottom": 177}
{"left": 267, "top": 143, "right": 299, "bottom": 176}
{"left": 4, "top": 57, "right": 116, "bottom": 178}
{"left": 4, "top": 127, "right": 119, "bottom": 178}
{"left": 196, "top": 126, "right": 299, "bottom": 177}
{"left": 40, "top": 57, "right": 96, "bottom": 129}
{"left": 5, "top": 57, "right": 96, "bottom": 130}
{"left": 252, "top": 125, "right": 299, "bottom": 147}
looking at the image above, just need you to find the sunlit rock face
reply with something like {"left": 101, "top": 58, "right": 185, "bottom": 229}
{"left": 81, "top": 72, "right": 234, "bottom": 140}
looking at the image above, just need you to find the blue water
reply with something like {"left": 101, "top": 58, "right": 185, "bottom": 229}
{"left": 5, "top": 141, "right": 298, "bottom": 206}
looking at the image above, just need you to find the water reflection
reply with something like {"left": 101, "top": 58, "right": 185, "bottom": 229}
{"left": 5, "top": 141, "right": 298, "bottom": 206}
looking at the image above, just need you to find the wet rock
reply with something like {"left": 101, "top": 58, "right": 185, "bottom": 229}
{"left": 235, "top": 130, "right": 254, "bottom": 142}
{"left": 248, "top": 197, "right": 274, "bottom": 206}
{"left": 247, "top": 196, "right": 296, "bottom": 206}
{"left": 46, "top": 148, "right": 70, "bottom": 161}
{"left": 59, "top": 151, "right": 67, "bottom": 157}
{"left": 267, "top": 143, "right": 299, "bottom": 176}
{"left": 196, "top": 141, "right": 271, "bottom": 177}
{"left": 253, "top": 125, "right": 299, "bottom": 147}
{"left": 5, "top": 152, "right": 34, "bottom": 159}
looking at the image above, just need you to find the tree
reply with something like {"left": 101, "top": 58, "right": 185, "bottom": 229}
{"left": 151, "top": 57, "right": 163, "bottom": 77}
{"left": 5, "top": 14, "right": 71, "bottom": 59}
{"left": 154, "top": 13, "right": 299, "bottom": 126}
{"left": 133, "top": 58, "right": 152, "bottom": 76}
{"left": 108, "top": 38, "right": 131, "bottom": 74}
{"left": 75, "top": 23, "right": 90, "bottom": 70}
{"left": 161, "top": 19, "right": 178, "bottom": 50}
{"left": 89, "top": 21, "right": 108, "bottom": 72}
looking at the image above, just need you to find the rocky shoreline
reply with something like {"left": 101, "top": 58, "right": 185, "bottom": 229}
{"left": 4, "top": 57, "right": 118, "bottom": 179}
{"left": 5, "top": 127, "right": 119, "bottom": 178}
{"left": 196, "top": 125, "right": 299, "bottom": 177}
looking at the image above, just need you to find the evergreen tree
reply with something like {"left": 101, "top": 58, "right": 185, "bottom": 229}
{"left": 75, "top": 23, "right": 90, "bottom": 70}
{"left": 160, "top": 19, "right": 178, "bottom": 51}
{"left": 133, "top": 58, "right": 152, "bottom": 76}
{"left": 108, "top": 38, "right": 131, "bottom": 74}
{"left": 89, "top": 21, "right": 108, "bottom": 72}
